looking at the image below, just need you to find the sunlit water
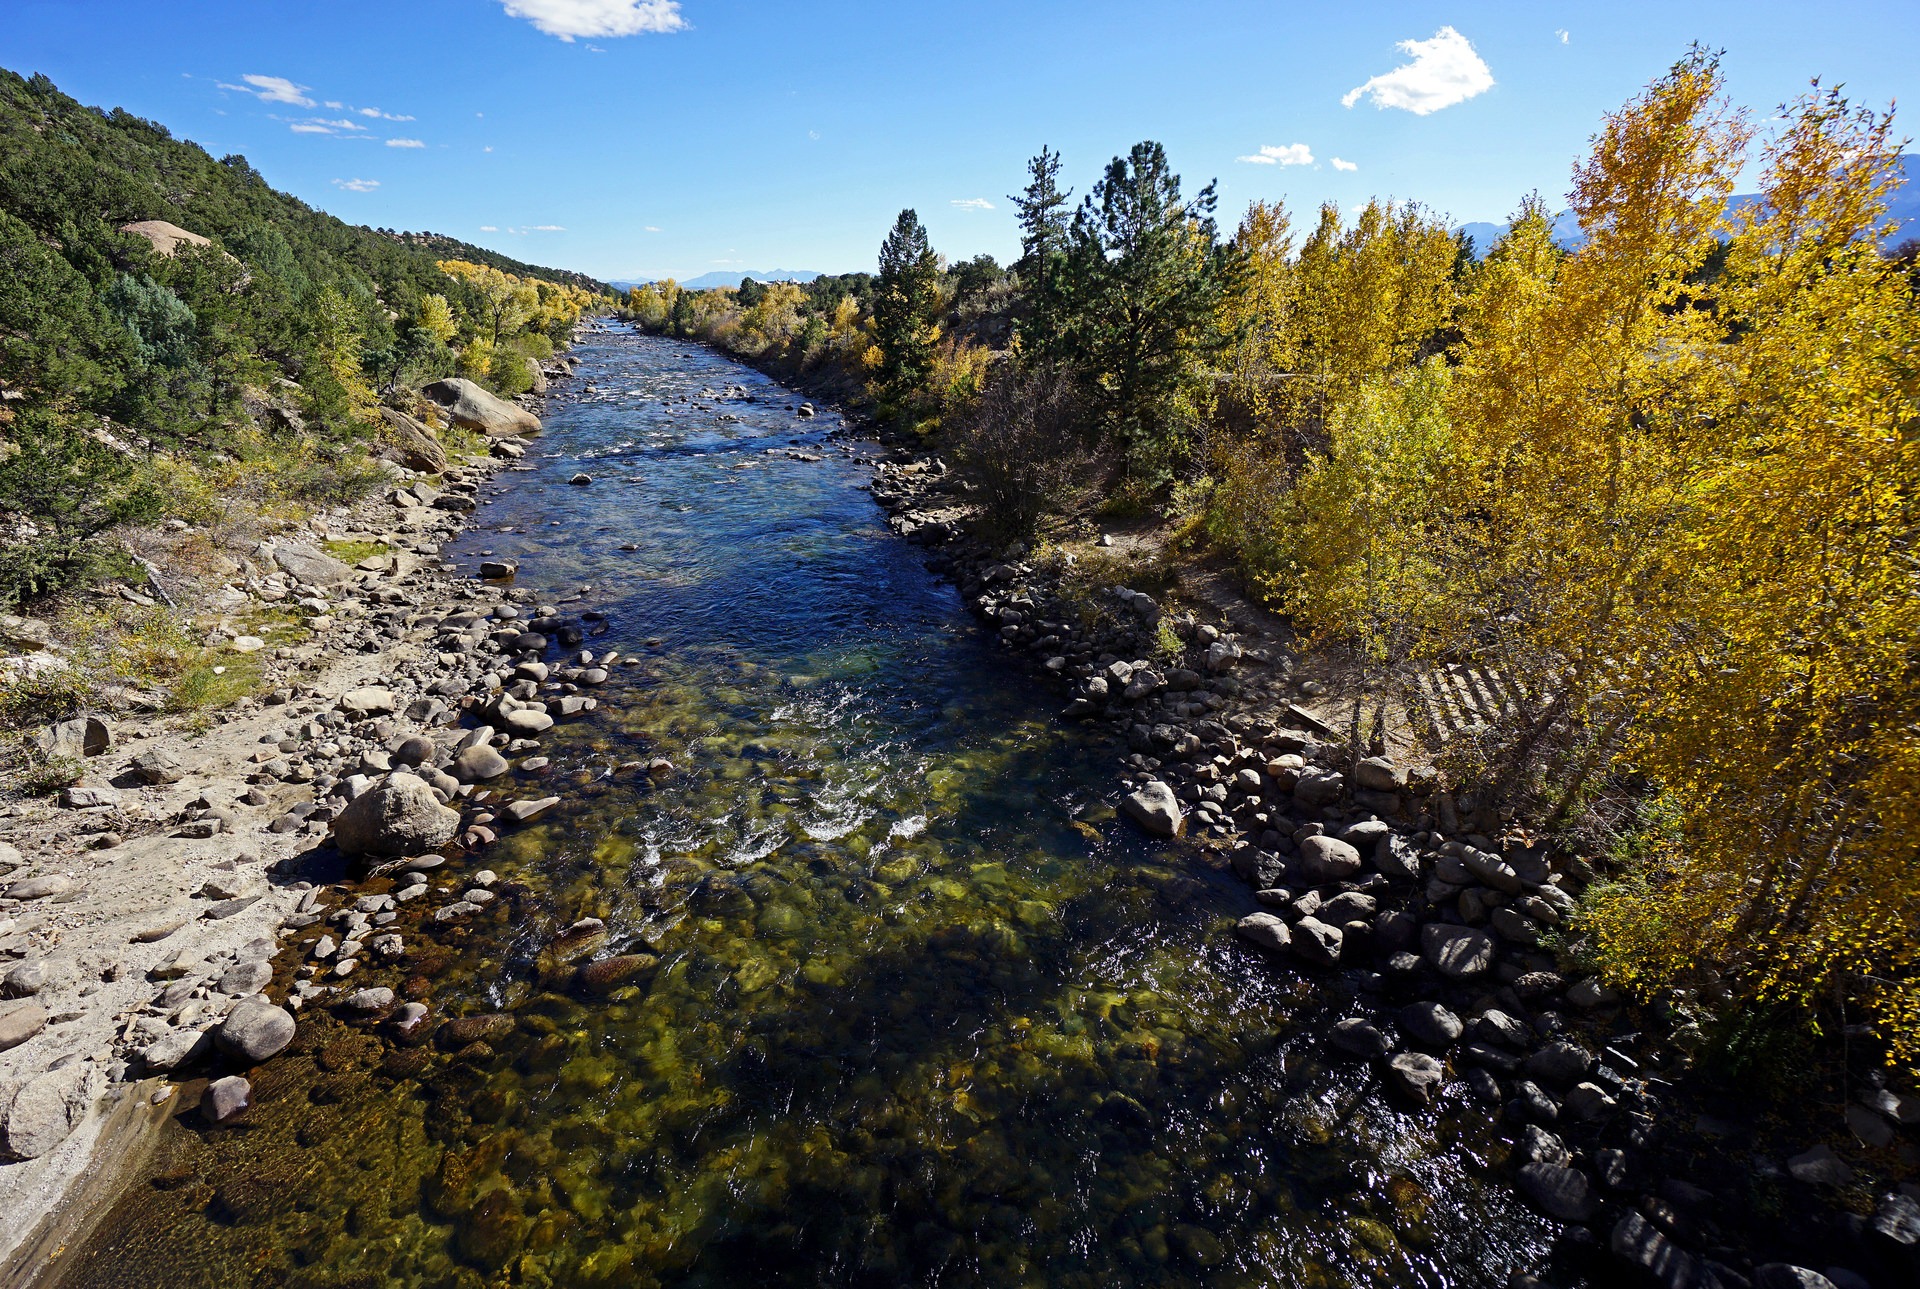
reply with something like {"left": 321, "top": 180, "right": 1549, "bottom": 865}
{"left": 59, "top": 328, "right": 1556, "bottom": 1287}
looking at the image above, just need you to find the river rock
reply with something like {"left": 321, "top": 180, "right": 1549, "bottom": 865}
{"left": 1611, "top": 1211, "right": 1698, "bottom": 1286}
{"left": 574, "top": 954, "right": 658, "bottom": 993}
{"left": 1299, "top": 835, "right": 1364, "bottom": 882}
{"left": 332, "top": 773, "right": 461, "bottom": 856}
{"left": 479, "top": 560, "right": 519, "bottom": 579}
{"left": 6, "top": 874, "right": 74, "bottom": 901}
{"left": 33, "top": 716, "right": 110, "bottom": 761}
{"left": 215, "top": 997, "right": 296, "bottom": 1063}
{"left": 1753, "top": 1268, "right": 1840, "bottom": 1289}
{"left": 422, "top": 378, "right": 542, "bottom": 438}
{"left": 1291, "top": 916, "right": 1343, "bottom": 966}
{"left": 1353, "top": 757, "right": 1402, "bottom": 791}
{"left": 339, "top": 687, "right": 398, "bottom": 718}
{"left": 1329, "top": 1018, "right": 1392, "bottom": 1059}
{"left": 1120, "top": 781, "right": 1184, "bottom": 838}
{"left": 216, "top": 959, "right": 273, "bottom": 996}
{"left": 452, "top": 744, "right": 510, "bottom": 782}
{"left": 438, "top": 1012, "right": 516, "bottom": 1048}
{"left": 204, "top": 1075, "right": 252, "bottom": 1124}
{"left": 130, "top": 747, "right": 188, "bottom": 784}
{"left": 503, "top": 796, "right": 560, "bottom": 824}
{"left": 1400, "top": 1002, "right": 1464, "bottom": 1049}
{"left": 1235, "top": 912, "right": 1291, "bottom": 955}
{"left": 1523, "top": 1040, "right": 1593, "bottom": 1086}
{"left": 343, "top": 986, "right": 396, "bottom": 1013}
{"left": 0, "top": 1002, "right": 45, "bottom": 1052}
{"left": 272, "top": 541, "right": 353, "bottom": 587}
{"left": 1422, "top": 924, "right": 1496, "bottom": 979}
{"left": 1517, "top": 1163, "right": 1597, "bottom": 1221}
{"left": 1386, "top": 1052, "right": 1445, "bottom": 1105}
{"left": 0, "top": 1063, "right": 99, "bottom": 1160}
{"left": 139, "top": 1026, "right": 211, "bottom": 1072}
{"left": 1292, "top": 770, "right": 1344, "bottom": 808}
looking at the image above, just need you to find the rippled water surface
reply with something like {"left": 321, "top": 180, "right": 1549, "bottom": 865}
{"left": 62, "top": 329, "right": 1555, "bottom": 1287}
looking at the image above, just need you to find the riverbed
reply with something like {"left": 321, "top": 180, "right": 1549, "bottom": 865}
{"left": 55, "top": 327, "right": 1556, "bottom": 1287}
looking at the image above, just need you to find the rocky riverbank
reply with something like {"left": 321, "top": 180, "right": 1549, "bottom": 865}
{"left": 0, "top": 336, "right": 650, "bottom": 1281}
{"left": 863, "top": 446, "right": 1920, "bottom": 1288}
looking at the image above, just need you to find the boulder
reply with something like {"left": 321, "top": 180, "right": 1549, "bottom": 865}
{"left": 272, "top": 542, "right": 353, "bottom": 587}
{"left": 0, "top": 1063, "right": 99, "bottom": 1160}
{"left": 1298, "top": 834, "right": 1364, "bottom": 882}
{"left": 215, "top": 997, "right": 296, "bottom": 1063}
{"left": 33, "top": 716, "right": 110, "bottom": 761}
{"left": 1422, "top": 924, "right": 1497, "bottom": 979}
{"left": 331, "top": 773, "right": 461, "bottom": 856}
{"left": 1353, "top": 757, "right": 1403, "bottom": 791}
{"left": 1120, "top": 781, "right": 1184, "bottom": 838}
{"left": 376, "top": 407, "right": 447, "bottom": 474}
{"left": 1610, "top": 1212, "right": 1698, "bottom": 1287}
{"left": 422, "top": 378, "right": 542, "bottom": 438}
{"left": 1291, "top": 916, "right": 1343, "bottom": 966}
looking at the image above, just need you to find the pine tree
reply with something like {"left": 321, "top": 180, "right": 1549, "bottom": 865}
{"left": 870, "top": 209, "right": 941, "bottom": 424}
{"left": 1009, "top": 147, "right": 1073, "bottom": 361}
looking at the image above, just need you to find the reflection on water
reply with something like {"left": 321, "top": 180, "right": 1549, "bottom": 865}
{"left": 60, "top": 329, "right": 1556, "bottom": 1287}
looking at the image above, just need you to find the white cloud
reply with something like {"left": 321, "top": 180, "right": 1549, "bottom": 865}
{"left": 644, "top": 225, "right": 662, "bottom": 232}
{"left": 1238, "top": 143, "right": 1314, "bottom": 167}
{"left": 324, "top": 100, "right": 343, "bottom": 109}
{"left": 331, "top": 178, "right": 380, "bottom": 192}
{"left": 484, "top": 146, "right": 495, "bottom": 153}
{"left": 1330, "top": 156, "right": 1358, "bottom": 172}
{"left": 950, "top": 197, "right": 994, "bottom": 211}
{"left": 231, "top": 74, "right": 314, "bottom": 106}
{"left": 531, "top": 224, "right": 566, "bottom": 231}
{"left": 1342, "top": 26, "right": 1494, "bottom": 115}
{"left": 357, "top": 106, "right": 416, "bottom": 121}
{"left": 1556, "top": 29, "right": 1570, "bottom": 45}
{"left": 480, "top": 225, "right": 500, "bottom": 232}
{"left": 289, "top": 123, "right": 334, "bottom": 134}
{"left": 386, "top": 138, "right": 426, "bottom": 148}
{"left": 499, "top": 0, "right": 687, "bottom": 41}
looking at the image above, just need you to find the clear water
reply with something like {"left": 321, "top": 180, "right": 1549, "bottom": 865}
{"left": 58, "top": 328, "right": 1556, "bottom": 1288}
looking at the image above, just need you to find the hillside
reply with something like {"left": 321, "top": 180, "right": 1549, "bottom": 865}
{"left": 609, "top": 269, "right": 821, "bottom": 292}
{"left": 0, "top": 66, "right": 609, "bottom": 612}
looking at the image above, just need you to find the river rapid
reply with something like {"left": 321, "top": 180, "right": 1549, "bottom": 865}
{"left": 57, "top": 327, "right": 1556, "bottom": 1287}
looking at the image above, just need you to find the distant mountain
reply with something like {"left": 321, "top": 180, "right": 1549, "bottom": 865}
{"left": 1455, "top": 154, "right": 1920, "bottom": 258}
{"left": 608, "top": 269, "right": 822, "bottom": 292}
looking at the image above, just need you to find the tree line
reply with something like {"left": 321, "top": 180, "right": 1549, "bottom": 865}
{"left": 630, "top": 49, "right": 1920, "bottom": 1065}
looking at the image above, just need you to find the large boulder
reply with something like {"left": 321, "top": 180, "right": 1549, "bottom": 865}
{"left": 376, "top": 407, "right": 447, "bottom": 474}
{"left": 1120, "top": 781, "right": 1184, "bottom": 838}
{"left": 271, "top": 541, "right": 353, "bottom": 587}
{"left": 422, "top": 378, "right": 541, "bottom": 439}
{"left": 332, "top": 773, "right": 461, "bottom": 856}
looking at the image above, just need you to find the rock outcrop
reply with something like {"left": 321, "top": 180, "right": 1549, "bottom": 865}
{"left": 421, "top": 378, "right": 541, "bottom": 438}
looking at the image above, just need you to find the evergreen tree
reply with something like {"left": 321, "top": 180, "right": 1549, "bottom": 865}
{"left": 1009, "top": 147, "right": 1073, "bottom": 361}
{"left": 1064, "top": 141, "right": 1239, "bottom": 471}
{"left": 870, "top": 208, "right": 941, "bottom": 423}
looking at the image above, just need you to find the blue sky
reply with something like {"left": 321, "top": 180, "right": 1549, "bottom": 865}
{"left": 5, "top": 1, "right": 1917, "bottom": 282}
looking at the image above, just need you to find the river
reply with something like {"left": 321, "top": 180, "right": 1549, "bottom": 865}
{"left": 57, "top": 326, "right": 1555, "bottom": 1287}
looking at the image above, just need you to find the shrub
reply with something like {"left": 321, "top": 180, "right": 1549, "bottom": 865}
{"left": 947, "top": 361, "right": 1086, "bottom": 541}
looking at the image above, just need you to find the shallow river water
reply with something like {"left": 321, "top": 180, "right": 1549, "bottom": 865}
{"left": 60, "top": 328, "right": 1556, "bottom": 1287}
